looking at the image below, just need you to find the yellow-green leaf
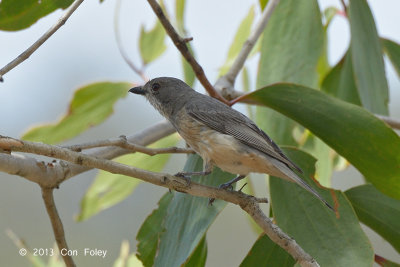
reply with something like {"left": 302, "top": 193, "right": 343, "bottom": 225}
{"left": 22, "top": 82, "right": 131, "bottom": 144}
{"left": 139, "top": 21, "right": 167, "bottom": 65}
{"left": 0, "top": 0, "right": 73, "bottom": 31}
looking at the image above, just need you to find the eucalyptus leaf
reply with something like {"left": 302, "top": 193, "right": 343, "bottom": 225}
{"left": 22, "top": 82, "right": 130, "bottom": 144}
{"left": 242, "top": 83, "right": 400, "bottom": 199}
{"left": 0, "top": 0, "right": 73, "bottom": 31}
{"left": 348, "top": 0, "right": 389, "bottom": 114}
{"left": 139, "top": 21, "right": 167, "bottom": 65}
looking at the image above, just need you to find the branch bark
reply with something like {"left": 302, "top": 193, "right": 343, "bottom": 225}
{"left": 146, "top": 0, "right": 230, "bottom": 105}
{"left": 0, "top": 135, "right": 319, "bottom": 266}
{"left": 41, "top": 187, "right": 75, "bottom": 267}
{"left": 0, "top": 0, "right": 84, "bottom": 82}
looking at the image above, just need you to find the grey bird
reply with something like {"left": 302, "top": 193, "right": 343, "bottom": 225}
{"left": 129, "top": 77, "right": 333, "bottom": 211}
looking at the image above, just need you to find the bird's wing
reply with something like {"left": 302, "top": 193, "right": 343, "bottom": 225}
{"left": 186, "top": 99, "right": 302, "bottom": 173}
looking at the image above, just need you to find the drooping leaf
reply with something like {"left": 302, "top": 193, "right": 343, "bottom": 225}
{"left": 22, "top": 82, "right": 131, "bottom": 144}
{"left": 139, "top": 21, "right": 167, "bottom": 65}
{"left": 345, "top": 184, "right": 400, "bottom": 253}
{"left": 382, "top": 38, "right": 400, "bottom": 77}
{"left": 270, "top": 148, "right": 374, "bottom": 267}
{"left": 219, "top": 6, "right": 255, "bottom": 76}
{"left": 317, "top": 6, "right": 339, "bottom": 84}
{"left": 77, "top": 134, "right": 179, "bottom": 221}
{"left": 175, "top": 0, "right": 186, "bottom": 34}
{"left": 153, "top": 154, "right": 235, "bottom": 267}
{"left": 256, "top": 0, "right": 324, "bottom": 145}
{"left": 240, "top": 234, "right": 294, "bottom": 267}
{"left": 348, "top": 0, "right": 389, "bottom": 115}
{"left": 321, "top": 50, "right": 361, "bottom": 106}
{"left": 241, "top": 83, "right": 400, "bottom": 199}
{"left": 0, "top": 0, "right": 74, "bottom": 31}
{"left": 136, "top": 193, "right": 173, "bottom": 267}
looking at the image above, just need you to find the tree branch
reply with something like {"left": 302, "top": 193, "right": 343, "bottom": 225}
{"left": 0, "top": 0, "right": 84, "bottom": 82}
{"left": 1, "top": 135, "right": 319, "bottom": 266}
{"left": 114, "top": 0, "right": 148, "bottom": 81}
{"left": 41, "top": 187, "right": 75, "bottom": 267}
{"left": 146, "top": 0, "right": 230, "bottom": 105}
{"left": 63, "top": 135, "right": 194, "bottom": 155}
{"left": 215, "top": 0, "right": 281, "bottom": 100}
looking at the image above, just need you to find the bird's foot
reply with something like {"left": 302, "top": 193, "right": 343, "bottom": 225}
{"left": 174, "top": 172, "right": 191, "bottom": 186}
{"left": 208, "top": 181, "right": 236, "bottom": 206}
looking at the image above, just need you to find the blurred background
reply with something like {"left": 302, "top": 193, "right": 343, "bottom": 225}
{"left": 0, "top": 0, "right": 399, "bottom": 266}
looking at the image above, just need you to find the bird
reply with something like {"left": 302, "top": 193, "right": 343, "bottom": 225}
{"left": 129, "top": 77, "right": 333, "bottom": 211}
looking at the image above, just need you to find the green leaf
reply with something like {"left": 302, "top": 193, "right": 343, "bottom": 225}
{"left": 22, "top": 82, "right": 130, "bottom": 144}
{"left": 0, "top": 0, "right": 73, "bottom": 31}
{"left": 240, "top": 234, "right": 294, "bottom": 267}
{"left": 153, "top": 154, "right": 235, "bottom": 267}
{"left": 219, "top": 6, "right": 255, "bottom": 76}
{"left": 383, "top": 38, "right": 400, "bottom": 78}
{"left": 77, "top": 134, "right": 179, "bottom": 221}
{"left": 345, "top": 184, "right": 400, "bottom": 253}
{"left": 321, "top": 51, "right": 361, "bottom": 105}
{"left": 241, "top": 83, "right": 400, "bottom": 199}
{"left": 270, "top": 148, "right": 374, "bottom": 267}
{"left": 259, "top": 0, "right": 268, "bottom": 10}
{"left": 375, "top": 256, "right": 400, "bottom": 267}
{"left": 139, "top": 21, "right": 167, "bottom": 65}
{"left": 183, "top": 236, "right": 207, "bottom": 267}
{"left": 256, "top": 0, "right": 324, "bottom": 145}
{"left": 175, "top": 0, "right": 185, "bottom": 34}
{"left": 317, "top": 6, "right": 339, "bottom": 84}
{"left": 348, "top": 0, "right": 389, "bottom": 115}
{"left": 136, "top": 193, "right": 173, "bottom": 267}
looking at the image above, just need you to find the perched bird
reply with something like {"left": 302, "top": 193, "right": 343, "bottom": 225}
{"left": 129, "top": 77, "right": 333, "bottom": 210}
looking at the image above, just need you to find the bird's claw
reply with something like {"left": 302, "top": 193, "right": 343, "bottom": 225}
{"left": 208, "top": 182, "right": 235, "bottom": 206}
{"left": 174, "top": 172, "right": 191, "bottom": 186}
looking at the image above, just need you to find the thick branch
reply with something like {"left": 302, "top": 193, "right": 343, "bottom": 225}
{"left": 0, "top": 0, "right": 84, "bottom": 81}
{"left": 146, "top": 0, "right": 229, "bottom": 105}
{"left": 215, "top": 0, "right": 280, "bottom": 99}
{"left": 63, "top": 135, "right": 194, "bottom": 155}
{"left": 1, "top": 120, "right": 175, "bottom": 186}
{"left": 1, "top": 135, "right": 318, "bottom": 266}
{"left": 41, "top": 187, "right": 75, "bottom": 267}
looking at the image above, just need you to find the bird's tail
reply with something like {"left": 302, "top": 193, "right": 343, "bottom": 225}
{"left": 272, "top": 159, "right": 335, "bottom": 212}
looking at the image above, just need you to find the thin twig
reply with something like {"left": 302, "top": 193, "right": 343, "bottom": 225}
{"left": 215, "top": 0, "right": 280, "bottom": 100}
{"left": 0, "top": 0, "right": 84, "bottom": 81}
{"left": 41, "top": 187, "right": 75, "bottom": 267}
{"left": 1, "top": 135, "right": 319, "bottom": 266}
{"left": 146, "top": 0, "right": 230, "bottom": 105}
{"left": 114, "top": 0, "right": 148, "bottom": 81}
{"left": 63, "top": 135, "right": 194, "bottom": 155}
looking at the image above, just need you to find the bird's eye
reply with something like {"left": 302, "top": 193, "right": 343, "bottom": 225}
{"left": 152, "top": 83, "right": 160, "bottom": 91}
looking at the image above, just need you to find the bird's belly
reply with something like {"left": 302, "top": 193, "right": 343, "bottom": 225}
{"left": 185, "top": 129, "right": 280, "bottom": 176}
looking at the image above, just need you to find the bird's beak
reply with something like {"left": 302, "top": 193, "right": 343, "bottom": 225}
{"left": 129, "top": 86, "right": 146, "bottom": 95}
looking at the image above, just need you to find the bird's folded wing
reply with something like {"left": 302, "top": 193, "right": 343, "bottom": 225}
{"left": 186, "top": 102, "right": 302, "bottom": 173}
